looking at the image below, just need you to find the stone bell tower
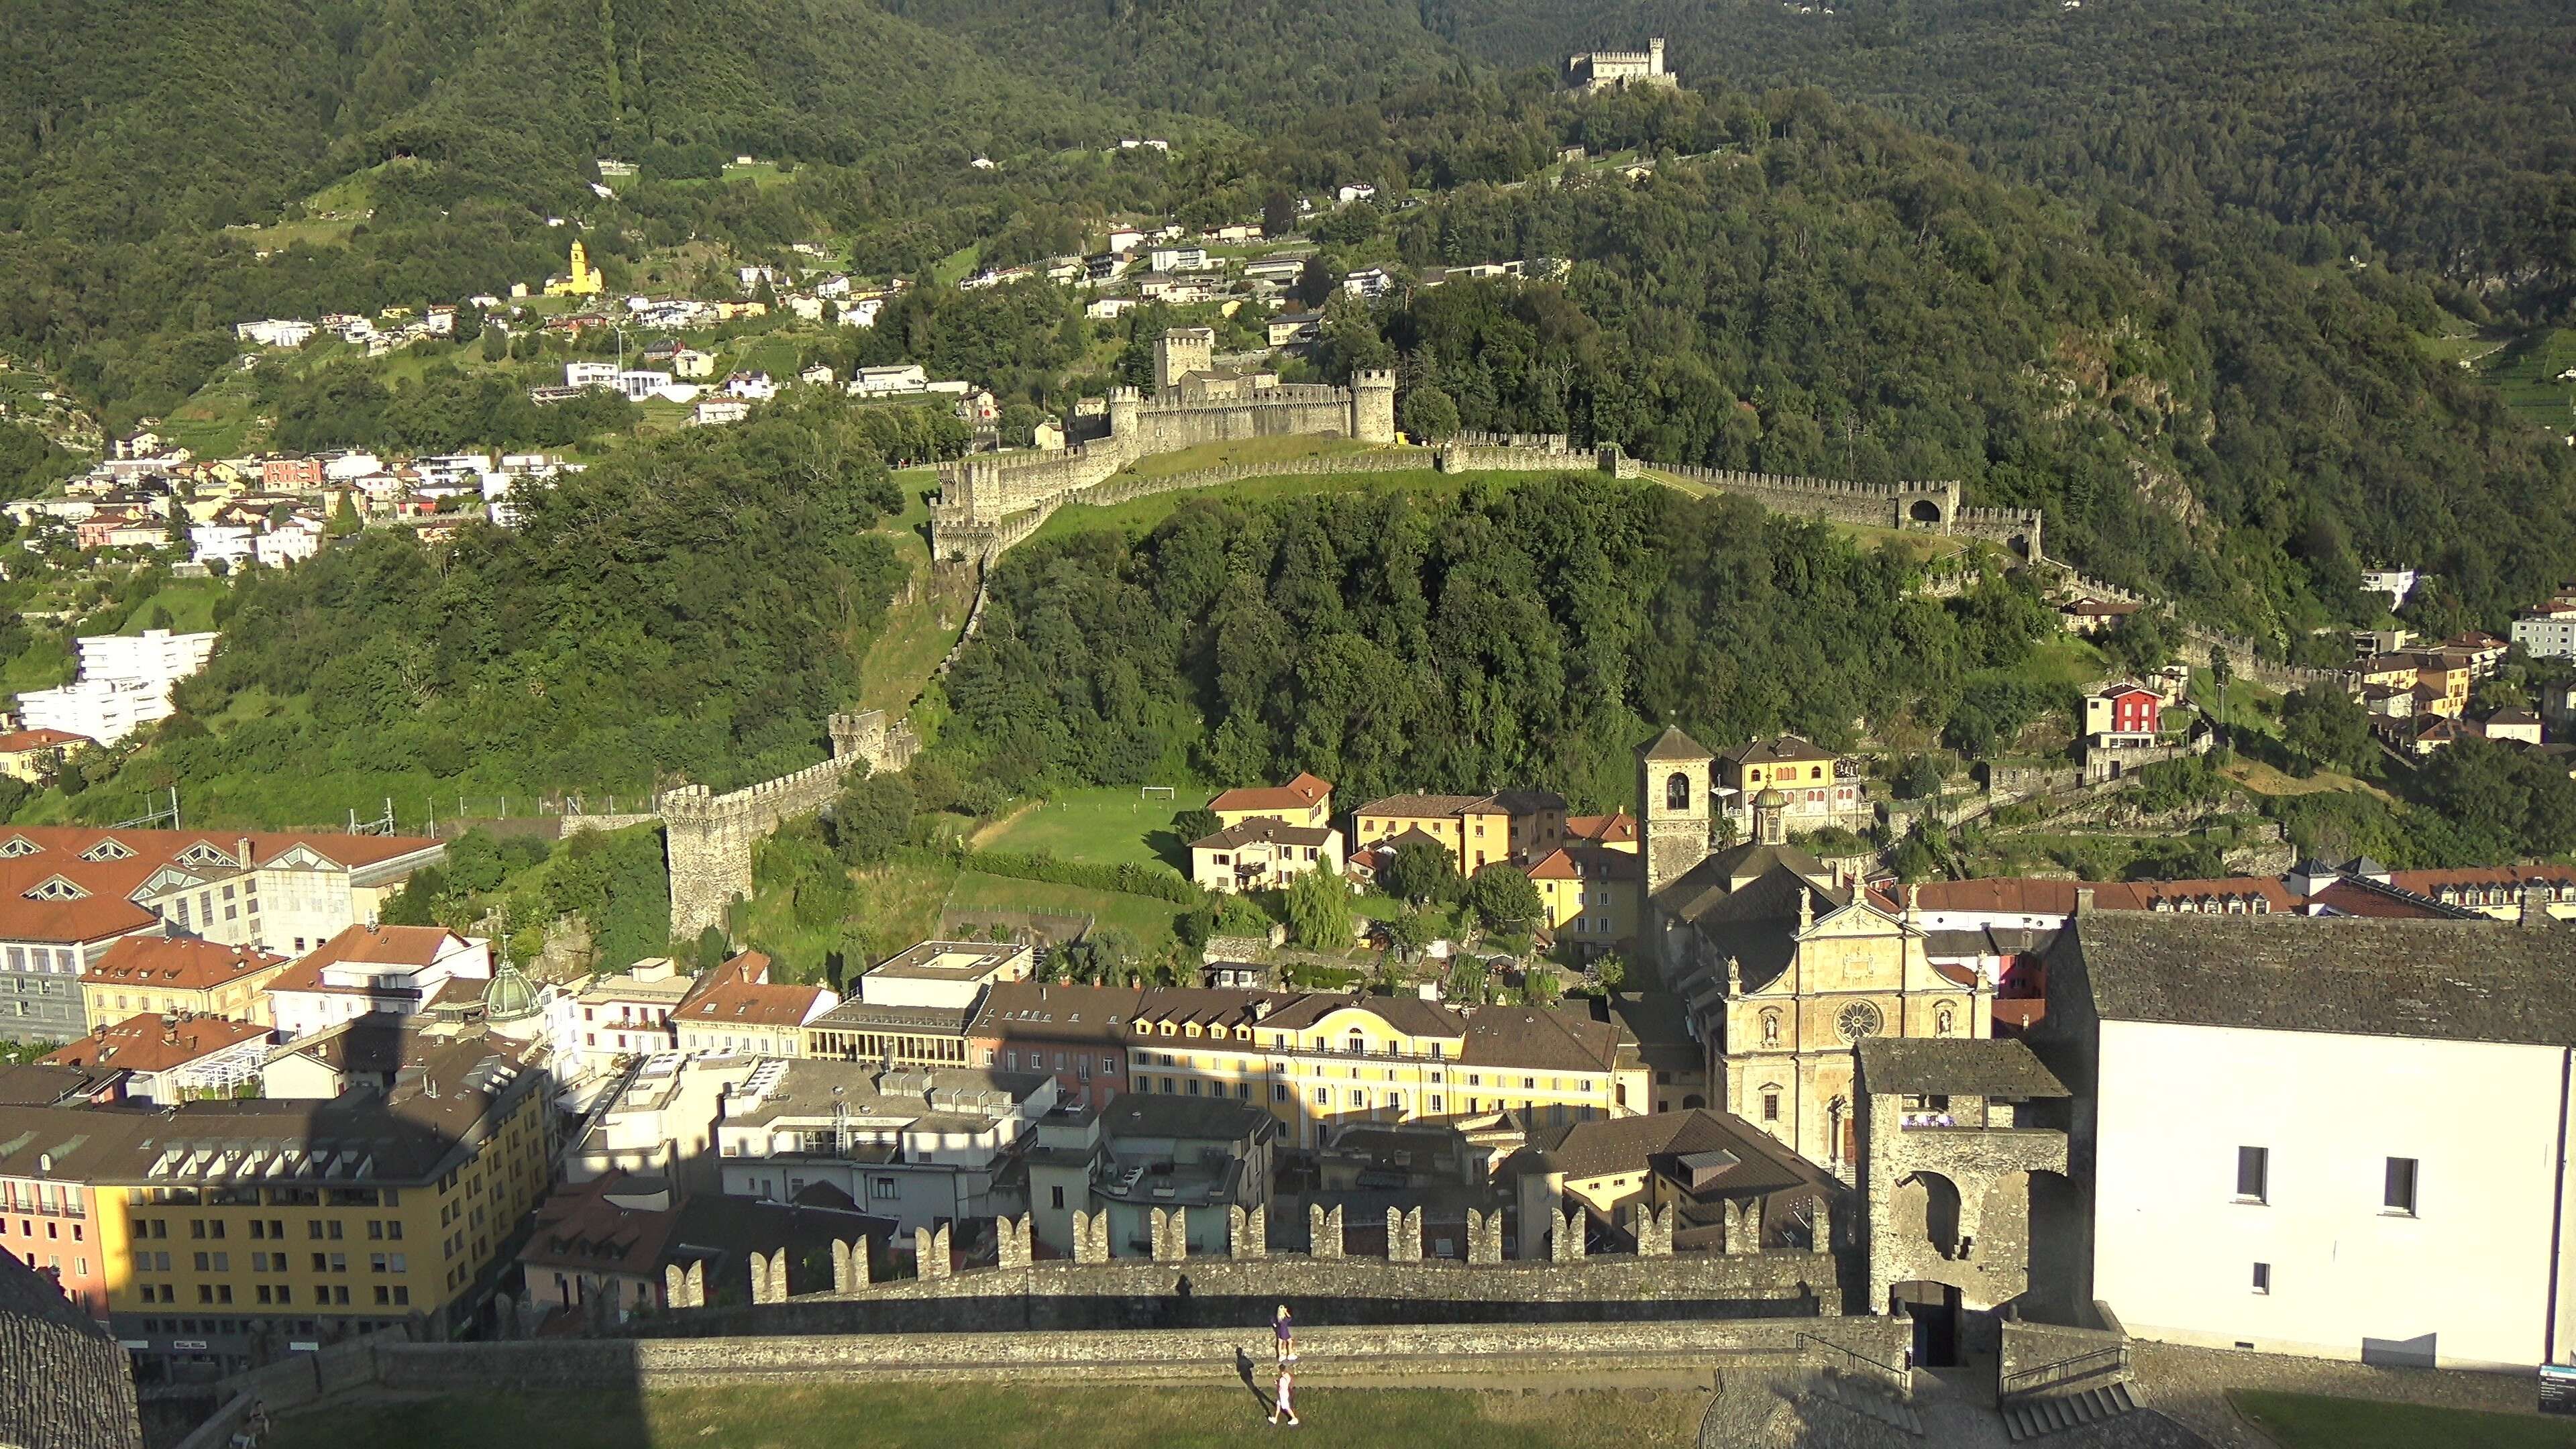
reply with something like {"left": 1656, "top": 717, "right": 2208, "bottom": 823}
{"left": 1637, "top": 726, "right": 1714, "bottom": 899}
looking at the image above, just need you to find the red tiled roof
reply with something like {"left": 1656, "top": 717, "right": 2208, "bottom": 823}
{"left": 0, "top": 729, "right": 91, "bottom": 753}
{"left": 2304, "top": 881, "right": 2453, "bottom": 920}
{"left": 1564, "top": 812, "right": 1637, "bottom": 845}
{"left": 679, "top": 952, "right": 824, "bottom": 1029}
{"left": 301, "top": 924, "right": 469, "bottom": 969}
{"left": 0, "top": 826, "right": 441, "bottom": 945}
{"left": 2387, "top": 865, "right": 2576, "bottom": 896}
{"left": 44, "top": 1012, "right": 268, "bottom": 1074}
{"left": 1208, "top": 772, "right": 1333, "bottom": 814}
{"left": 82, "top": 936, "right": 285, "bottom": 991}
{"left": 1527, "top": 845, "right": 1640, "bottom": 882}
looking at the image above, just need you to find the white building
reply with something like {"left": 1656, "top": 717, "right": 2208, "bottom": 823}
{"left": 262, "top": 923, "right": 492, "bottom": 1040}
{"left": 17, "top": 630, "right": 219, "bottom": 745}
{"left": 1106, "top": 227, "right": 1146, "bottom": 255}
{"left": 713, "top": 1059, "right": 1057, "bottom": 1234}
{"left": 2359, "top": 568, "right": 2418, "bottom": 606}
{"left": 566, "top": 361, "right": 619, "bottom": 389}
{"left": 690, "top": 400, "right": 751, "bottom": 428}
{"left": 234, "top": 320, "right": 316, "bottom": 349}
{"left": 2512, "top": 602, "right": 2576, "bottom": 661}
{"left": 321, "top": 451, "right": 384, "bottom": 482}
{"left": 1342, "top": 266, "right": 1394, "bottom": 299}
{"left": 855, "top": 941, "right": 1033, "bottom": 1012}
{"left": 612, "top": 370, "right": 674, "bottom": 401}
{"left": 2046, "top": 912, "right": 2576, "bottom": 1371}
{"left": 1148, "top": 246, "right": 1210, "bottom": 274}
{"left": 1335, "top": 182, "right": 1379, "bottom": 204}
{"left": 254, "top": 521, "right": 321, "bottom": 569}
{"left": 188, "top": 525, "right": 258, "bottom": 570}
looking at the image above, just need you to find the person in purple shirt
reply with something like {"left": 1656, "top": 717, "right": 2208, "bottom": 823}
{"left": 1273, "top": 1303, "right": 1294, "bottom": 1362}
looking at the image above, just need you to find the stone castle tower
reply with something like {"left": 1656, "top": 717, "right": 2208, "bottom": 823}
{"left": 1638, "top": 725, "right": 1714, "bottom": 898}
{"left": 1155, "top": 328, "right": 1215, "bottom": 392}
{"left": 1353, "top": 369, "right": 1397, "bottom": 444}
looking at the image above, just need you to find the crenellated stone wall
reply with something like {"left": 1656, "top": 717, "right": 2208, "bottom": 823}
{"left": 661, "top": 709, "right": 920, "bottom": 939}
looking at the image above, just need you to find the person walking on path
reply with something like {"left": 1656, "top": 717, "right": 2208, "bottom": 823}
{"left": 1269, "top": 1361, "right": 1301, "bottom": 1426}
{"left": 1273, "top": 1304, "right": 1294, "bottom": 1362}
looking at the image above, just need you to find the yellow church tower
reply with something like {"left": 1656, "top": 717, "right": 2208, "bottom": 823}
{"left": 545, "top": 239, "right": 602, "bottom": 297}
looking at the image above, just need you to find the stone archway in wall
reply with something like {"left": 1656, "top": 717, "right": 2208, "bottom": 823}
{"left": 1909, "top": 498, "right": 1946, "bottom": 526}
{"left": 1890, "top": 1170, "right": 1964, "bottom": 1260}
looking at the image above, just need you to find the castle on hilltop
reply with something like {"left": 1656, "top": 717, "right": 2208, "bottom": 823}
{"left": 1566, "top": 38, "right": 1678, "bottom": 93}
{"left": 930, "top": 327, "right": 1395, "bottom": 562}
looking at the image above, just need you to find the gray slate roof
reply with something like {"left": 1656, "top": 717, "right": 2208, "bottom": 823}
{"left": 2060, "top": 914, "right": 2576, "bottom": 1046}
{"left": 1857, "top": 1038, "right": 2070, "bottom": 1099}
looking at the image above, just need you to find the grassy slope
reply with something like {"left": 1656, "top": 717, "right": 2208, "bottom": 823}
{"left": 265, "top": 1384, "right": 1704, "bottom": 1449}
{"left": 972, "top": 785, "right": 1191, "bottom": 871}
{"left": 2230, "top": 1390, "right": 2576, "bottom": 1449}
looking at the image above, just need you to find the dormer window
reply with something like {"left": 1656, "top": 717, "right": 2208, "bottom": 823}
{"left": 0, "top": 838, "right": 39, "bottom": 859}
{"left": 176, "top": 844, "right": 234, "bottom": 869}
{"left": 78, "top": 839, "right": 134, "bottom": 862}
{"left": 23, "top": 876, "right": 88, "bottom": 902}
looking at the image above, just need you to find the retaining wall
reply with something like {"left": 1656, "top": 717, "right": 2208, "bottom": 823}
{"left": 368, "top": 1316, "right": 1908, "bottom": 1391}
{"left": 641, "top": 1251, "right": 1839, "bottom": 1338}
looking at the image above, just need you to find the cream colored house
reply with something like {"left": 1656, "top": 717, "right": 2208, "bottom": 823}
{"left": 1187, "top": 818, "right": 1342, "bottom": 893}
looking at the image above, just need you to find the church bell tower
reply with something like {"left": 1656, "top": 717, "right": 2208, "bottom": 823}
{"left": 1637, "top": 725, "right": 1715, "bottom": 899}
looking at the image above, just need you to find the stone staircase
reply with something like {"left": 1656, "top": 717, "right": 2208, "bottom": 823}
{"left": 2002, "top": 1377, "right": 2142, "bottom": 1440}
{"left": 1805, "top": 1366, "right": 1926, "bottom": 1436}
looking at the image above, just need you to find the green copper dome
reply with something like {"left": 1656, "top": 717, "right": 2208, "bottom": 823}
{"left": 483, "top": 961, "right": 541, "bottom": 1022}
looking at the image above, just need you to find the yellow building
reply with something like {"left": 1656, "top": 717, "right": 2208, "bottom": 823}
{"left": 78, "top": 935, "right": 292, "bottom": 1030}
{"left": 543, "top": 239, "right": 603, "bottom": 298}
{"left": 0, "top": 727, "right": 90, "bottom": 784}
{"left": 1351, "top": 790, "right": 1566, "bottom": 875}
{"left": 1117, "top": 988, "right": 1647, "bottom": 1151}
{"left": 1527, "top": 843, "right": 1641, "bottom": 954}
{"left": 2413, "top": 657, "right": 2471, "bottom": 718}
{"left": 93, "top": 1030, "right": 552, "bottom": 1376}
{"left": 1643, "top": 726, "right": 1984, "bottom": 1175}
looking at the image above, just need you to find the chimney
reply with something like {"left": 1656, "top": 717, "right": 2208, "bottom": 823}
{"left": 236, "top": 837, "right": 255, "bottom": 869}
{"left": 2522, "top": 881, "right": 2551, "bottom": 931}
{"left": 2074, "top": 887, "right": 2096, "bottom": 918}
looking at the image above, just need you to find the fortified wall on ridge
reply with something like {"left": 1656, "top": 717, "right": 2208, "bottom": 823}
{"left": 930, "top": 329, "right": 1395, "bottom": 561}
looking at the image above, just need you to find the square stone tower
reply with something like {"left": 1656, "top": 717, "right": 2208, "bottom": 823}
{"left": 1155, "top": 327, "right": 1216, "bottom": 392}
{"left": 1638, "top": 725, "right": 1714, "bottom": 898}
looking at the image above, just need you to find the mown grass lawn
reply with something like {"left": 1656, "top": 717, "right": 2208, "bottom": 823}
{"left": 974, "top": 786, "right": 1197, "bottom": 869}
{"left": 266, "top": 1383, "right": 1703, "bottom": 1449}
{"left": 2230, "top": 1389, "right": 2576, "bottom": 1449}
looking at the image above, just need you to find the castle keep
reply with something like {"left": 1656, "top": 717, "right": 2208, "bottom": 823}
{"left": 931, "top": 329, "right": 1395, "bottom": 563}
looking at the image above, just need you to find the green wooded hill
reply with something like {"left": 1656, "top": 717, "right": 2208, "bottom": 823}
{"left": 1440, "top": 0, "right": 2576, "bottom": 320}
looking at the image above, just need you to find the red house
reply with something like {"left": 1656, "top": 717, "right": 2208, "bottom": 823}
{"left": 2085, "top": 683, "right": 2163, "bottom": 747}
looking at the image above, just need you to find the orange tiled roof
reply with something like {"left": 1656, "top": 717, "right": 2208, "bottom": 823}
{"left": 1564, "top": 812, "right": 1637, "bottom": 845}
{"left": 44, "top": 1012, "right": 269, "bottom": 1075}
{"left": 0, "top": 826, "right": 441, "bottom": 945}
{"left": 679, "top": 952, "right": 824, "bottom": 1030}
{"left": 1209, "top": 772, "right": 1335, "bottom": 814}
{"left": 0, "top": 729, "right": 91, "bottom": 753}
{"left": 82, "top": 935, "right": 285, "bottom": 991}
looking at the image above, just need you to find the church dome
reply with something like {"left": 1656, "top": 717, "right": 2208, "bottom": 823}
{"left": 483, "top": 961, "right": 541, "bottom": 1023}
{"left": 1754, "top": 786, "right": 1789, "bottom": 810}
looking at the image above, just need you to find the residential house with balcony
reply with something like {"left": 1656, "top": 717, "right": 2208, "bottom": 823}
{"left": 1207, "top": 773, "right": 1334, "bottom": 830}
{"left": 1024, "top": 1093, "right": 1275, "bottom": 1258}
{"left": 78, "top": 937, "right": 289, "bottom": 1032}
{"left": 712, "top": 1059, "right": 1057, "bottom": 1236}
{"left": 42, "top": 1014, "right": 272, "bottom": 1105}
{"left": 1187, "top": 818, "right": 1343, "bottom": 894}
{"left": 262, "top": 924, "right": 492, "bottom": 1040}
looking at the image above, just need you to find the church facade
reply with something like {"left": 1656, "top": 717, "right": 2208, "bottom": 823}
{"left": 1637, "top": 726, "right": 1990, "bottom": 1173}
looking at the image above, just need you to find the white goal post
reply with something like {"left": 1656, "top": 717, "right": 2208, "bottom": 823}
{"left": 1140, "top": 786, "right": 1177, "bottom": 800}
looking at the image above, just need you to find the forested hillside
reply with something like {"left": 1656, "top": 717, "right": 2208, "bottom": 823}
{"left": 86, "top": 395, "right": 910, "bottom": 823}
{"left": 1281, "top": 87, "right": 2576, "bottom": 640}
{"left": 942, "top": 476, "right": 2059, "bottom": 810}
{"left": 1442, "top": 0, "right": 2576, "bottom": 319}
